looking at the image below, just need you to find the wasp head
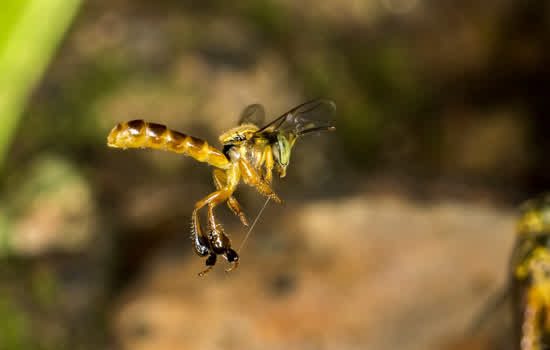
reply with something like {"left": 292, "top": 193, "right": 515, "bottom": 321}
{"left": 517, "top": 193, "right": 550, "bottom": 238}
{"left": 272, "top": 133, "right": 297, "bottom": 178}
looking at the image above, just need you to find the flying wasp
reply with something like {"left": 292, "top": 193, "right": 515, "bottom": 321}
{"left": 107, "top": 99, "right": 336, "bottom": 276}
{"left": 469, "top": 194, "right": 550, "bottom": 349}
{"left": 510, "top": 194, "right": 550, "bottom": 350}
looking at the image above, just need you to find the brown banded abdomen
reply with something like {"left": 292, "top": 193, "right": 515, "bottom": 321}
{"left": 107, "top": 120, "right": 230, "bottom": 168}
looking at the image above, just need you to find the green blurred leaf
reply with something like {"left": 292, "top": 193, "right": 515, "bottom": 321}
{"left": 0, "top": 0, "right": 82, "bottom": 173}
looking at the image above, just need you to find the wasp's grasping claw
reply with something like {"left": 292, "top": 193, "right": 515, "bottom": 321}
{"left": 224, "top": 248, "right": 239, "bottom": 273}
{"left": 198, "top": 253, "right": 217, "bottom": 277}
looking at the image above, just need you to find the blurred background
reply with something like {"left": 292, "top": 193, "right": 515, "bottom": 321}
{"left": 1, "top": 0, "right": 549, "bottom": 349}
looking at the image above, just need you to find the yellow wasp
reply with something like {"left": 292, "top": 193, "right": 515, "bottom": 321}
{"left": 107, "top": 99, "right": 336, "bottom": 276}
{"left": 511, "top": 194, "right": 550, "bottom": 350}
{"left": 467, "top": 194, "right": 550, "bottom": 349}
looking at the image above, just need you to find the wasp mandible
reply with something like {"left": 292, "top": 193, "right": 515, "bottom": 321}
{"left": 107, "top": 99, "right": 336, "bottom": 276}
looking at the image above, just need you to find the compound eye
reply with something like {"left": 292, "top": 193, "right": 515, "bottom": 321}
{"left": 276, "top": 135, "right": 290, "bottom": 166}
{"left": 277, "top": 145, "right": 284, "bottom": 164}
{"left": 226, "top": 249, "right": 239, "bottom": 262}
{"left": 272, "top": 143, "right": 280, "bottom": 162}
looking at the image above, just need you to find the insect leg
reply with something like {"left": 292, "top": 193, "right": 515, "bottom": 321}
{"left": 198, "top": 252, "right": 217, "bottom": 277}
{"left": 207, "top": 205, "right": 239, "bottom": 273}
{"left": 195, "top": 186, "right": 238, "bottom": 210}
{"left": 264, "top": 145, "right": 274, "bottom": 184}
{"left": 191, "top": 207, "right": 210, "bottom": 257}
{"left": 239, "top": 159, "right": 281, "bottom": 204}
{"left": 191, "top": 207, "right": 217, "bottom": 277}
{"left": 521, "top": 287, "right": 544, "bottom": 350}
{"left": 212, "top": 169, "right": 248, "bottom": 227}
{"left": 194, "top": 165, "right": 240, "bottom": 275}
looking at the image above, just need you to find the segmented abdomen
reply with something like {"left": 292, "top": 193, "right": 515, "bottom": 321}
{"left": 107, "top": 120, "right": 230, "bottom": 169}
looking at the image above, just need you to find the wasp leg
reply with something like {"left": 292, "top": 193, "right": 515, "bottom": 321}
{"left": 207, "top": 205, "right": 239, "bottom": 273}
{"left": 522, "top": 287, "right": 544, "bottom": 350}
{"left": 239, "top": 159, "right": 281, "bottom": 204}
{"left": 194, "top": 184, "right": 237, "bottom": 210}
{"left": 191, "top": 207, "right": 217, "bottom": 277}
{"left": 198, "top": 253, "right": 217, "bottom": 277}
{"left": 191, "top": 207, "right": 210, "bottom": 257}
{"left": 193, "top": 165, "right": 240, "bottom": 276}
{"left": 194, "top": 165, "right": 240, "bottom": 211}
{"left": 212, "top": 169, "right": 248, "bottom": 227}
{"left": 224, "top": 249, "right": 239, "bottom": 273}
{"left": 263, "top": 145, "right": 274, "bottom": 185}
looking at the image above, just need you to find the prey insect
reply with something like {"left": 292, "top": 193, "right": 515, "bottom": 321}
{"left": 107, "top": 99, "right": 336, "bottom": 276}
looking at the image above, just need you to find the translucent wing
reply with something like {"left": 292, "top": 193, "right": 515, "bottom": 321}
{"left": 238, "top": 103, "right": 265, "bottom": 126}
{"left": 257, "top": 99, "right": 336, "bottom": 137}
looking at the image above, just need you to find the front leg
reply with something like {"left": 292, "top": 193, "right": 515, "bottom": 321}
{"left": 263, "top": 145, "right": 274, "bottom": 185}
{"left": 239, "top": 158, "right": 281, "bottom": 204}
{"left": 521, "top": 287, "right": 544, "bottom": 350}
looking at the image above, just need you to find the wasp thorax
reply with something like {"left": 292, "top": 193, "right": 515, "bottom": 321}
{"left": 219, "top": 124, "right": 259, "bottom": 145}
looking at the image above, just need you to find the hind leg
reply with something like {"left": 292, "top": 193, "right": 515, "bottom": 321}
{"left": 191, "top": 207, "right": 219, "bottom": 277}
{"left": 192, "top": 165, "right": 240, "bottom": 275}
{"left": 207, "top": 205, "right": 239, "bottom": 272}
